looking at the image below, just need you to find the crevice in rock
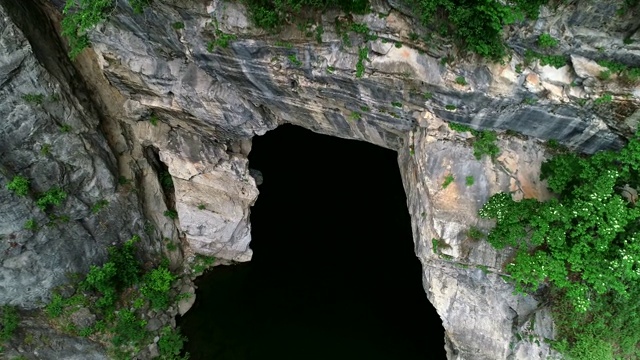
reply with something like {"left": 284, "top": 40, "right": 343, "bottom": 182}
{"left": 143, "top": 146, "right": 176, "bottom": 212}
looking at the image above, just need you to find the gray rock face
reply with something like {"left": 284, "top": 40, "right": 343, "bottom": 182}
{"left": 0, "top": 0, "right": 156, "bottom": 309}
{"left": 1, "top": 0, "right": 639, "bottom": 359}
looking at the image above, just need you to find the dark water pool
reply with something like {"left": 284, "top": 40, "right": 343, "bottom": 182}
{"left": 178, "top": 124, "right": 446, "bottom": 360}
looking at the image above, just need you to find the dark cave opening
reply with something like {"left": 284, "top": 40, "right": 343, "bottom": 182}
{"left": 178, "top": 124, "right": 446, "bottom": 360}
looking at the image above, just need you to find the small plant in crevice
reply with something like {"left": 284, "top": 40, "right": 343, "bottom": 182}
{"left": 391, "top": 101, "right": 402, "bottom": 108}
{"left": 0, "top": 305, "right": 19, "bottom": 346}
{"left": 7, "top": 175, "right": 30, "bottom": 197}
{"left": 164, "top": 210, "right": 178, "bottom": 220}
{"left": 193, "top": 254, "right": 216, "bottom": 274}
{"left": 394, "top": 41, "right": 402, "bottom": 48}
{"left": 594, "top": 93, "right": 613, "bottom": 105}
{"left": 537, "top": 33, "right": 559, "bottom": 48}
{"left": 149, "top": 114, "right": 159, "bottom": 126}
{"left": 207, "top": 20, "right": 238, "bottom": 51}
{"left": 445, "top": 104, "right": 457, "bottom": 111}
{"left": 197, "top": 204, "right": 206, "bottom": 210}
{"left": 467, "top": 226, "right": 485, "bottom": 240}
{"left": 355, "top": 47, "right": 368, "bottom": 78}
{"left": 360, "top": 106, "right": 370, "bottom": 112}
{"left": 159, "top": 171, "right": 173, "bottom": 189}
{"left": 465, "top": 176, "right": 475, "bottom": 186}
{"left": 24, "top": 219, "right": 38, "bottom": 231}
{"left": 326, "top": 65, "right": 335, "bottom": 74}
{"left": 22, "top": 93, "right": 45, "bottom": 105}
{"left": 36, "top": 187, "right": 68, "bottom": 211}
{"left": 59, "top": 124, "right": 72, "bottom": 133}
{"left": 40, "top": 144, "right": 51, "bottom": 156}
{"left": 442, "top": 174, "right": 455, "bottom": 188}
{"left": 455, "top": 76, "right": 467, "bottom": 85}
{"left": 172, "top": 22, "right": 185, "bottom": 30}
{"left": 157, "top": 326, "right": 190, "bottom": 359}
{"left": 349, "top": 112, "right": 361, "bottom": 121}
{"left": 91, "top": 199, "right": 109, "bottom": 214}
{"left": 315, "top": 25, "right": 324, "bottom": 44}
{"left": 422, "top": 92, "right": 433, "bottom": 100}
{"left": 431, "top": 238, "right": 441, "bottom": 254}
{"left": 599, "top": 70, "right": 612, "bottom": 81}
{"left": 472, "top": 130, "right": 500, "bottom": 160}
{"left": 287, "top": 54, "right": 302, "bottom": 67}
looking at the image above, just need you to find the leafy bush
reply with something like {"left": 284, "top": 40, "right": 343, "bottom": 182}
{"left": 36, "top": 187, "right": 68, "bottom": 210}
{"left": 455, "top": 76, "right": 467, "bottom": 85}
{"left": 0, "top": 306, "right": 19, "bottom": 343}
{"left": 22, "top": 93, "right": 45, "bottom": 105}
{"left": 141, "top": 266, "right": 175, "bottom": 310}
{"left": 24, "top": 219, "right": 37, "bottom": 231}
{"left": 407, "top": 0, "right": 548, "bottom": 60}
{"left": 91, "top": 199, "right": 109, "bottom": 214}
{"left": 111, "top": 309, "right": 146, "bottom": 347}
{"left": 355, "top": 47, "right": 368, "bottom": 78}
{"left": 465, "top": 176, "right": 475, "bottom": 186}
{"left": 472, "top": 130, "right": 500, "bottom": 160}
{"left": 479, "top": 130, "right": 640, "bottom": 357}
{"left": 164, "top": 210, "right": 178, "bottom": 219}
{"left": 537, "top": 33, "right": 558, "bottom": 48}
{"left": 7, "top": 176, "right": 30, "bottom": 197}
{"left": 82, "top": 235, "right": 141, "bottom": 309}
{"left": 61, "top": 0, "right": 150, "bottom": 58}
{"left": 158, "top": 326, "right": 190, "bottom": 360}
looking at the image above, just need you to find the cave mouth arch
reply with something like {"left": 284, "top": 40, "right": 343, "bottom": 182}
{"left": 179, "top": 124, "right": 446, "bottom": 359}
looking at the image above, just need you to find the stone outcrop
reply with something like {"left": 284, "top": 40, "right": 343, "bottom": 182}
{"left": 0, "top": 0, "right": 639, "bottom": 358}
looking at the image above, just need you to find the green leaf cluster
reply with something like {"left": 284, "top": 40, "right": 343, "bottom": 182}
{"left": 479, "top": 131, "right": 640, "bottom": 358}
{"left": 0, "top": 306, "right": 19, "bottom": 344}
{"left": 141, "top": 266, "right": 176, "bottom": 310}
{"left": 447, "top": 123, "right": 501, "bottom": 160}
{"left": 158, "top": 326, "right": 190, "bottom": 360}
{"left": 36, "top": 187, "right": 68, "bottom": 211}
{"left": 6, "top": 175, "right": 30, "bottom": 197}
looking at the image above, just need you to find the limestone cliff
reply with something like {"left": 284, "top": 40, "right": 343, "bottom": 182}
{"left": 0, "top": 0, "right": 638, "bottom": 358}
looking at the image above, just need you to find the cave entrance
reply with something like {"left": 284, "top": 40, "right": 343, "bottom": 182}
{"left": 179, "top": 124, "right": 446, "bottom": 359}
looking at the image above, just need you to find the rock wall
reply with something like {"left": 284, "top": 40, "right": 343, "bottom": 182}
{"left": 1, "top": 0, "right": 639, "bottom": 358}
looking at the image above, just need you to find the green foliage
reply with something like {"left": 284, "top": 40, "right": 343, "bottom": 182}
{"left": 537, "top": 33, "right": 558, "bottom": 48}
{"left": 287, "top": 54, "right": 302, "bottom": 67}
{"left": 36, "top": 187, "right": 68, "bottom": 211}
{"left": 355, "top": 47, "right": 368, "bottom": 78}
{"left": 0, "top": 306, "right": 19, "bottom": 343}
{"left": 22, "top": 93, "right": 45, "bottom": 105}
{"left": 59, "top": 124, "right": 73, "bottom": 133}
{"left": 158, "top": 326, "right": 190, "bottom": 360}
{"left": 193, "top": 254, "right": 216, "bottom": 274}
{"left": 40, "top": 144, "right": 51, "bottom": 156}
{"left": 149, "top": 114, "right": 159, "bottom": 126}
{"left": 407, "top": 0, "right": 547, "bottom": 60}
{"left": 6, "top": 176, "right": 30, "bottom": 197}
{"left": 111, "top": 309, "right": 146, "bottom": 347}
{"left": 172, "top": 22, "right": 185, "bottom": 30}
{"left": 465, "top": 176, "right": 475, "bottom": 186}
{"left": 46, "top": 293, "right": 66, "bottom": 318}
{"left": 595, "top": 93, "right": 613, "bottom": 105}
{"left": 349, "top": 112, "right": 361, "bottom": 121}
{"left": 197, "top": 204, "right": 206, "bottom": 210}
{"left": 207, "top": 22, "right": 238, "bottom": 51}
{"left": 141, "top": 266, "right": 175, "bottom": 310}
{"left": 61, "top": 0, "right": 113, "bottom": 58}
{"left": 160, "top": 171, "right": 173, "bottom": 189}
{"left": 391, "top": 101, "right": 402, "bottom": 108}
{"left": 431, "top": 238, "right": 440, "bottom": 253}
{"left": 315, "top": 25, "right": 324, "bottom": 44}
{"left": 478, "top": 130, "right": 640, "bottom": 357}
{"left": 326, "top": 65, "right": 335, "bottom": 74}
{"left": 242, "top": 0, "right": 370, "bottom": 30}
{"left": 360, "top": 106, "right": 370, "bottom": 112}
{"left": 82, "top": 235, "right": 141, "bottom": 310}
{"left": 472, "top": 130, "right": 500, "bottom": 160}
{"left": 467, "top": 226, "right": 484, "bottom": 240}
{"left": 422, "top": 92, "right": 433, "bottom": 100}
{"left": 523, "top": 97, "right": 537, "bottom": 105}
{"left": 455, "top": 76, "right": 467, "bottom": 85}
{"left": 394, "top": 41, "right": 403, "bottom": 48}
{"left": 164, "top": 210, "right": 178, "bottom": 219}
{"left": 599, "top": 70, "right": 612, "bottom": 81}
{"left": 91, "top": 199, "right": 109, "bottom": 214}
{"left": 24, "top": 219, "right": 37, "bottom": 231}
{"left": 442, "top": 174, "right": 455, "bottom": 188}
{"left": 448, "top": 122, "right": 472, "bottom": 132}
{"left": 445, "top": 104, "right": 457, "bottom": 111}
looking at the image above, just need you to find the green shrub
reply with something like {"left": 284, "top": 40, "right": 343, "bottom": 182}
{"left": 0, "top": 306, "right": 19, "bottom": 344}
{"left": 46, "top": 293, "right": 66, "bottom": 318}
{"left": 445, "top": 104, "right": 456, "bottom": 111}
{"left": 455, "top": 76, "right": 467, "bottom": 85}
{"left": 172, "top": 22, "right": 185, "bottom": 30}
{"left": 149, "top": 114, "right": 159, "bottom": 126}
{"left": 349, "top": 112, "right": 361, "bottom": 121}
{"left": 448, "top": 122, "right": 472, "bottom": 132}
{"left": 193, "top": 254, "right": 215, "bottom": 274}
{"left": 537, "top": 33, "right": 558, "bottom": 48}
{"left": 7, "top": 176, "right": 30, "bottom": 197}
{"left": 355, "top": 47, "right": 368, "bottom": 78}
{"left": 391, "top": 101, "right": 402, "bottom": 108}
{"left": 315, "top": 25, "right": 324, "bottom": 44}
{"left": 164, "top": 210, "right": 178, "bottom": 219}
{"left": 36, "top": 187, "right": 68, "bottom": 210}
{"left": 599, "top": 70, "right": 612, "bottom": 81}
{"left": 478, "top": 130, "right": 640, "bottom": 357}
{"left": 442, "top": 174, "right": 455, "bottom": 188}
{"left": 91, "top": 199, "right": 109, "bottom": 214}
{"left": 24, "top": 219, "right": 37, "bottom": 231}
{"left": 197, "top": 204, "right": 206, "bottom": 210}
{"left": 465, "top": 176, "right": 475, "bottom": 186}
{"left": 472, "top": 130, "right": 500, "bottom": 160}
{"left": 595, "top": 93, "right": 613, "bottom": 105}
{"left": 467, "top": 226, "right": 484, "bottom": 239}
{"left": 111, "top": 309, "right": 146, "bottom": 347}
{"left": 60, "top": 124, "right": 73, "bottom": 133}
{"left": 287, "top": 54, "right": 302, "bottom": 67}
{"left": 22, "top": 93, "right": 45, "bottom": 105}
{"left": 141, "top": 266, "right": 175, "bottom": 310}
{"left": 158, "top": 326, "right": 190, "bottom": 360}
{"left": 40, "top": 144, "right": 51, "bottom": 156}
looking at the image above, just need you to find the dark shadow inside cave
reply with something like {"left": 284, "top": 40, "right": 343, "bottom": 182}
{"left": 178, "top": 124, "right": 446, "bottom": 360}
